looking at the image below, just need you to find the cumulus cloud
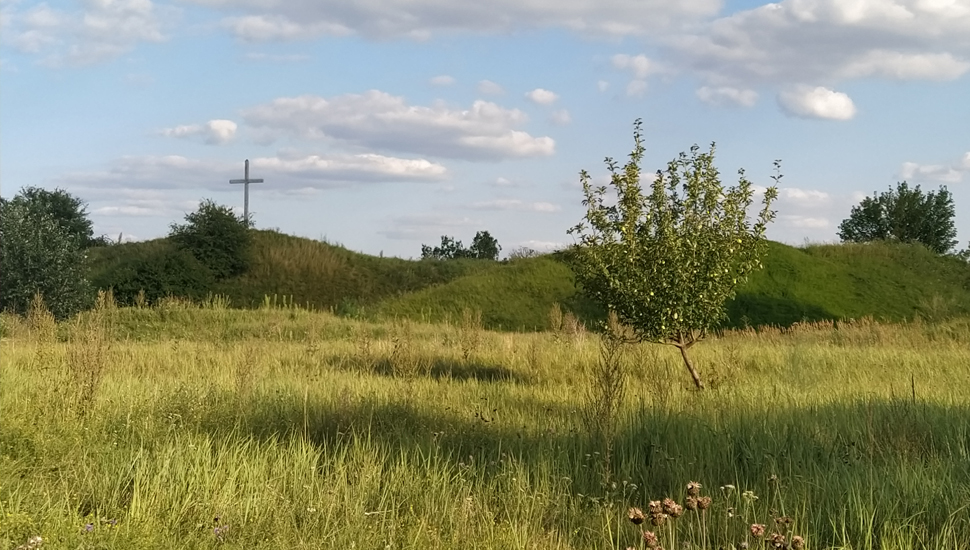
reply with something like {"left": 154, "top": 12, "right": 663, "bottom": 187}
{"left": 549, "top": 109, "right": 572, "bottom": 125}
{"left": 671, "top": 0, "right": 970, "bottom": 90}
{"left": 477, "top": 80, "right": 505, "bottom": 95}
{"left": 160, "top": 119, "right": 238, "bottom": 144}
{"left": 187, "top": 0, "right": 721, "bottom": 41}
{"left": 225, "top": 15, "right": 350, "bottom": 41}
{"left": 777, "top": 86, "right": 857, "bottom": 120}
{"left": 2, "top": 0, "right": 177, "bottom": 66}
{"left": 429, "top": 74, "right": 456, "bottom": 86}
{"left": 611, "top": 54, "right": 659, "bottom": 79}
{"left": 469, "top": 199, "right": 561, "bottom": 212}
{"left": 53, "top": 152, "right": 447, "bottom": 193}
{"left": 241, "top": 90, "right": 556, "bottom": 160}
{"left": 898, "top": 151, "right": 970, "bottom": 183}
{"left": 525, "top": 88, "right": 559, "bottom": 105}
{"left": 696, "top": 86, "right": 758, "bottom": 107}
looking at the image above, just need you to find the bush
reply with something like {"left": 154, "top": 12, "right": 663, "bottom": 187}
{"left": 169, "top": 199, "right": 251, "bottom": 280}
{"left": 92, "top": 242, "right": 215, "bottom": 306}
{"left": 0, "top": 199, "right": 93, "bottom": 319}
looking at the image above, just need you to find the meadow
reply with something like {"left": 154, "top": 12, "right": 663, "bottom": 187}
{"left": 1, "top": 296, "right": 969, "bottom": 549}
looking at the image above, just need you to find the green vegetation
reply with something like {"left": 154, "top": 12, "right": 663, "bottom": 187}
{"left": 839, "top": 181, "right": 958, "bottom": 254}
{"left": 2, "top": 300, "right": 968, "bottom": 549}
{"left": 88, "top": 231, "right": 970, "bottom": 331}
{"left": 0, "top": 195, "right": 93, "bottom": 319}
{"left": 567, "top": 122, "right": 779, "bottom": 388}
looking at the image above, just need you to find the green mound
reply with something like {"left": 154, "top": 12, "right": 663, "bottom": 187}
{"left": 88, "top": 231, "right": 970, "bottom": 331}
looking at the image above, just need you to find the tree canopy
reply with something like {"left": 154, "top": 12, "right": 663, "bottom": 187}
{"left": 0, "top": 194, "right": 93, "bottom": 319}
{"left": 421, "top": 231, "right": 501, "bottom": 260}
{"left": 568, "top": 120, "right": 778, "bottom": 389}
{"left": 169, "top": 199, "right": 252, "bottom": 281}
{"left": 837, "top": 182, "right": 957, "bottom": 254}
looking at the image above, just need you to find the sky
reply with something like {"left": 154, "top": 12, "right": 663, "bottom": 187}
{"left": 2, "top": 0, "right": 969, "bottom": 259}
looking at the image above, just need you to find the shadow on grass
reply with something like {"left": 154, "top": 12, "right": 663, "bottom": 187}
{"left": 321, "top": 353, "right": 530, "bottom": 384}
{"left": 725, "top": 292, "right": 835, "bottom": 328}
{"left": 128, "top": 387, "right": 970, "bottom": 548}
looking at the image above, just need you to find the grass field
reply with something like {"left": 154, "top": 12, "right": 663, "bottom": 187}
{"left": 2, "top": 298, "right": 969, "bottom": 549}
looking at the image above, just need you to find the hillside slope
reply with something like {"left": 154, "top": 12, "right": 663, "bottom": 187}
{"left": 88, "top": 232, "right": 970, "bottom": 331}
{"left": 378, "top": 241, "right": 970, "bottom": 330}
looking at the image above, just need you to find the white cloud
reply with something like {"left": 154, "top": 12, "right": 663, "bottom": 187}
{"left": 54, "top": 152, "right": 447, "bottom": 193}
{"left": 777, "top": 86, "right": 857, "bottom": 120}
{"left": 160, "top": 119, "right": 238, "bottom": 145}
{"left": 225, "top": 15, "right": 351, "bottom": 41}
{"left": 242, "top": 90, "right": 556, "bottom": 160}
{"left": 696, "top": 86, "right": 759, "bottom": 107}
{"left": 490, "top": 177, "right": 518, "bottom": 187}
{"left": 244, "top": 52, "right": 310, "bottom": 62}
{"left": 781, "top": 187, "right": 831, "bottom": 204}
{"left": 781, "top": 215, "right": 830, "bottom": 229}
{"left": 2, "top": 0, "right": 177, "bottom": 66}
{"left": 611, "top": 54, "right": 659, "bottom": 79}
{"left": 429, "top": 74, "right": 456, "bottom": 86}
{"left": 477, "top": 80, "right": 505, "bottom": 95}
{"left": 525, "top": 88, "right": 559, "bottom": 105}
{"left": 898, "top": 156, "right": 968, "bottom": 183}
{"left": 671, "top": 0, "right": 970, "bottom": 90}
{"left": 188, "top": 0, "right": 721, "bottom": 41}
{"left": 597, "top": 80, "right": 610, "bottom": 92}
{"left": 549, "top": 109, "right": 572, "bottom": 125}
{"left": 470, "top": 199, "right": 561, "bottom": 212}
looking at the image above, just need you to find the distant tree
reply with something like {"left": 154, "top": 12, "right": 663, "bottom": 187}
{"left": 567, "top": 120, "right": 778, "bottom": 389}
{"left": 421, "top": 231, "right": 501, "bottom": 260}
{"left": 0, "top": 197, "right": 93, "bottom": 319}
{"left": 169, "top": 199, "right": 251, "bottom": 280}
{"left": 507, "top": 246, "right": 541, "bottom": 261}
{"left": 838, "top": 182, "right": 957, "bottom": 254}
{"left": 6, "top": 186, "right": 104, "bottom": 248}
{"left": 469, "top": 231, "right": 501, "bottom": 260}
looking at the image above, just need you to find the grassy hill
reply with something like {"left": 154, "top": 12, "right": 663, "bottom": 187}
{"left": 87, "top": 231, "right": 970, "bottom": 331}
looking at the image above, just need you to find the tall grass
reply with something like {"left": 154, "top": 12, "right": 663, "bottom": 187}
{"left": 1, "top": 303, "right": 968, "bottom": 549}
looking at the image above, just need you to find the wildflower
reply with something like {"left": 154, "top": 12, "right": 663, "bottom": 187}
{"left": 721, "top": 484, "right": 736, "bottom": 492}
{"left": 770, "top": 533, "right": 786, "bottom": 548}
{"left": 628, "top": 507, "right": 646, "bottom": 525}
{"left": 791, "top": 535, "right": 806, "bottom": 549}
{"left": 84, "top": 523, "right": 94, "bottom": 532}
{"left": 686, "top": 481, "right": 702, "bottom": 497}
{"left": 742, "top": 490, "right": 759, "bottom": 501}
{"left": 662, "top": 498, "right": 683, "bottom": 518}
{"left": 685, "top": 497, "right": 698, "bottom": 511}
{"left": 750, "top": 524, "right": 766, "bottom": 537}
{"left": 647, "top": 500, "right": 663, "bottom": 515}
{"left": 775, "top": 515, "right": 793, "bottom": 526}
{"left": 697, "top": 496, "right": 712, "bottom": 510}
{"left": 642, "top": 531, "right": 659, "bottom": 548}
{"left": 650, "top": 513, "right": 668, "bottom": 526}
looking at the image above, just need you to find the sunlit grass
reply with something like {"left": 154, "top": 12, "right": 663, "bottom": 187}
{"left": 1, "top": 301, "right": 969, "bottom": 549}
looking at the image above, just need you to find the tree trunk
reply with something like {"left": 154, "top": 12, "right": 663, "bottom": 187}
{"left": 678, "top": 344, "right": 704, "bottom": 390}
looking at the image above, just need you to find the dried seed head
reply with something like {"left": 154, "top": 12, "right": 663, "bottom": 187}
{"left": 628, "top": 507, "right": 646, "bottom": 525}
{"left": 650, "top": 513, "right": 668, "bottom": 526}
{"left": 697, "top": 496, "right": 712, "bottom": 510}
{"left": 685, "top": 497, "right": 698, "bottom": 511}
{"left": 750, "top": 524, "right": 766, "bottom": 538}
{"left": 686, "top": 481, "right": 702, "bottom": 497}
{"left": 642, "top": 531, "right": 659, "bottom": 548}
{"left": 770, "top": 533, "right": 787, "bottom": 548}
{"left": 662, "top": 498, "right": 677, "bottom": 515}
{"left": 648, "top": 500, "right": 663, "bottom": 515}
{"left": 791, "top": 535, "right": 806, "bottom": 550}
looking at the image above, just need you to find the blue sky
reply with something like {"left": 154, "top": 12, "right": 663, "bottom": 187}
{"left": 2, "top": 0, "right": 968, "bottom": 258}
